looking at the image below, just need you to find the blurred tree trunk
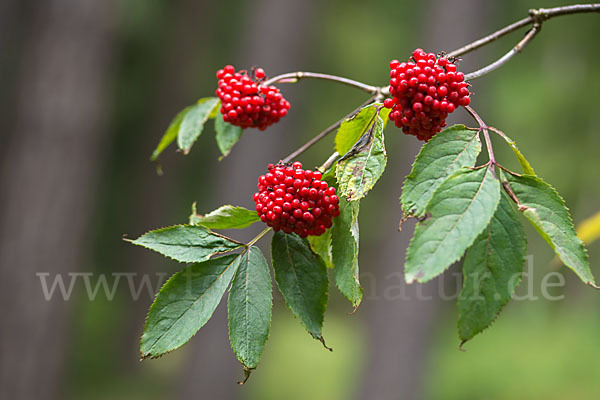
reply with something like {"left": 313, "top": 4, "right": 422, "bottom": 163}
{"left": 0, "top": 1, "right": 115, "bottom": 399}
{"left": 357, "top": 1, "right": 493, "bottom": 399}
{"left": 0, "top": 0, "right": 23, "bottom": 138}
{"left": 177, "top": 0, "right": 317, "bottom": 398}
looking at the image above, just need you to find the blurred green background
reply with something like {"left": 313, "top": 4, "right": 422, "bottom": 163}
{"left": 1, "top": 1, "right": 599, "bottom": 399}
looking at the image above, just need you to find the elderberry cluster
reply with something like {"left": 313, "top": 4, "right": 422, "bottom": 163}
{"left": 216, "top": 65, "right": 291, "bottom": 130}
{"left": 253, "top": 162, "right": 340, "bottom": 237}
{"left": 384, "top": 48, "right": 471, "bottom": 141}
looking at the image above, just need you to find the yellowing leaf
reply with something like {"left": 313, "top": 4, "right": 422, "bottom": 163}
{"left": 576, "top": 211, "right": 600, "bottom": 245}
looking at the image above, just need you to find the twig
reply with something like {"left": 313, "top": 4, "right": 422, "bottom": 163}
{"left": 273, "top": 5, "right": 600, "bottom": 172}
{"left": 281, "top": 96, "right": 377, "bottom": 164}
{"left": 264, "top": 6, "right": 599, "bottom": 103}
{"left": 464, "top": 106, "right": 496, "bottom": 166}
{"left": 464, "top": 23, "right": 541, "bottom": 80}
{"left": 446, "top": 4, "right": 600, "bottom": 58}
{"left": 318, "top": 152, "right": 340, "bottom": 174}
{"left": 262, "top": 71, "right": 381, "bottom": 95}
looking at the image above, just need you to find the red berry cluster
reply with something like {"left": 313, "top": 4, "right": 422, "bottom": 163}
{"left": 216, "top": 65, "right": 291, "bottom": 130}
{"left": 253, "top": 162, "right": 340, "bottom": 237}
{"left": 385, "top": 48, "right": 471, "bottom": 141}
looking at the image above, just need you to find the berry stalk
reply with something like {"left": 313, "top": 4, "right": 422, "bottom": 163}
{"left": 465, "top": 105, "right": 496, "bottom": 167}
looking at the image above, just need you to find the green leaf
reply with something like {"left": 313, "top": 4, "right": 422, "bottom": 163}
{"left": 335, "top": 103, "right": 390, "bottom": 155}
{"left": 189, "top": 203, "right": 259, "bottom": 229}
{"left": 177, "top": 97, "right": 220, "bottom": 154}
{"left": 228, "top": 247, "right": 272, "bottom": 370}
{"left": 504, "top": 172, "right": 594, "bottom": 285}
{"left": 496, "top": 131, "right": 536, "bottom": 175}
{"left": 271, "top": 232, "right": 328, "bottom": 341}
{"left": 405, "top": 165, "right": 501, "bottom": 284}
{"left": 215, "top": 116, "right": 243, "bottom": 160}
{"left": 401, "top": 125, "right": 481, "bottom": 218}
{"left": 308, "top": 230, "right": 333, "bottom": 269}
{"left": 458, "top": 191, "right": 527, "bottom": 342}
{"left": 335, "top": 112, "right": 387, "bottom": 201}
{"left": 141, "top": 253, "right": 240, "bottom": 358}
{"left": 331, "top": 196, "right": 362, "bottom": 309}
{"left": 151, "top": 106, "right": 193, "bottom": 161}
{"left": 128, "top": 225, "right": 242, "bottom": 263}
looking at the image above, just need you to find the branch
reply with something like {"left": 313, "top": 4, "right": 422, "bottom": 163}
{"left": 271, "top": 4, "right": 599, "bottom": 172}
{"left": 262, "top": 71, "right": 381, "bottom": 95}
{"left": 455, "top": 4, "right": 599, "bottom": 80}
{"left": 281, "top": 96, "right": 376, "bottom": 164}
{"left": 447, "top": 4, "right": 600, "bottom": 58}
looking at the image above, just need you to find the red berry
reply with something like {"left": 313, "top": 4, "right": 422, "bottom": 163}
{"left": 385, "top": 49, "right": 471, "bottom": 141}
{"left": 255, "top": 68, "right": 265, "bottom": 79}
{"left": 253, "top": 163, "right": 340, "bottom": 236}
{"left": 215, "top": 65, "right": 290, "bottom": 130}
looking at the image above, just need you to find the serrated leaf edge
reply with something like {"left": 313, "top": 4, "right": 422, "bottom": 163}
{"left": 457, "top": 193, "right": 527, "bottom": 344}
{"left": 272, "top": 233, "right": 329, "bottom": 342}
{"left": 405, "top": 164, "right": 501, "bottom": 284}
{"left": 140, "top": 252, "right": 241, "bottom": 359}
{"left": 401, "top": 125, "right": 481, "bottom": 217}
{"left": 126, "top": 224, "right": 244, "bottom": 264}
{"left": 226, "top": 247, "right": 273, "bottom": 371}
{"left": 505, "top": 171, "right": 594, "bottom": 285}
